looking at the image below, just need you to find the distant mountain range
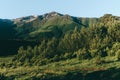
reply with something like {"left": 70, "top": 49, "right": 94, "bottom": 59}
{"left": 0, "top": 12, "right": 98, "bottom": 40}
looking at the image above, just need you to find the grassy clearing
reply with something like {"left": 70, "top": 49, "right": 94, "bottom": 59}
{"left": 0, "top": 56, "right": 120, "bottom": 79}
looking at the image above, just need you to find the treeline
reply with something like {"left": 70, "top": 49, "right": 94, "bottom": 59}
{"left": 12, "top": 14, "right": 120, "bottom": 66}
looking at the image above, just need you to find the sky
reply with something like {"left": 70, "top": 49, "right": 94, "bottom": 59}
{"left": 0, "top": 0, "right": 120, "bottom": 19}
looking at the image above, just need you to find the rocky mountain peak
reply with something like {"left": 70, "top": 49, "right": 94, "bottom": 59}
{"left": 43, "top": 11, "right": 62, "bottom": 19}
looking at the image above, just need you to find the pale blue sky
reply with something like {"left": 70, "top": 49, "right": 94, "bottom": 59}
{"left": 0, "top": 0, "right": 120, "bottom": 19}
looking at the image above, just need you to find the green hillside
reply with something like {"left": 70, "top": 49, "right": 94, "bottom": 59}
{"left": 0, "top": 12, "right": 98, "bottom": 55}
{"left": 0, "top": 13, "right": 120, "bottom": 80}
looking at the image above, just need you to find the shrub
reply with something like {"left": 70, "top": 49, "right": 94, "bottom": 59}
{"left": 89, "top": 49, "right": 98, "bottom": 57}
{"left": 75, "top": 48, "right": 91, "bottom": 60}
{"left": 63, "top": 52, "right": 75, "bottom": 59}
{"left": 95, "top": 56, "right": 106, "bottom": 65}
{"left": 115, "top": 49, "right": 120, "bottom": 60}
{"left": 109, "top": 42, "right": 120, "bottom": 56}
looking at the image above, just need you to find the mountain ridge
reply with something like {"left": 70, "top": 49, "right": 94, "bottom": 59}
{"left": 0, "top": 12, "right": 94, "bottom": 40}
{"left": 0, "top": 12, "right": 119, "bottom": 58}
{"left": 0, "top": 12, "right": 119, "bottom": 41}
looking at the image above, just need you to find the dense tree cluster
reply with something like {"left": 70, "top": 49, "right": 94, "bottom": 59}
{"left": 12, "top": 14, "right": 120, "bottom": 66}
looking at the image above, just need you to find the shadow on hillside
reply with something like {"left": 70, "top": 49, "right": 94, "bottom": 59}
{"left": 35, "top": 68, "right": 120, "bottom": 80}
{"left": 84, "top": 67, "right": 120, "bottom": 80}
{"left": 1, "top": 67, "right": 120, "bottom": 80}
{"left": 0, "top": 40, "right": 38, "bottom": 56}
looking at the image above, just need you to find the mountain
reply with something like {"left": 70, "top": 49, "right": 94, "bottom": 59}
{"left": 0, "top": 12, "right": 98, "bottom": 40}
{"left": 1, "top": 12, "right": 118, "bottom": 56}
{"left": 13, "top": 12, "right": 84, "bottom": 40}
{"left": 0, "top": 13, "right": 120, "bottom": 80}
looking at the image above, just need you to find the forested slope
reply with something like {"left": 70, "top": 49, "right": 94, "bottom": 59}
{"left": 0, "top": 13, "right": 120, "bottom": 80}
